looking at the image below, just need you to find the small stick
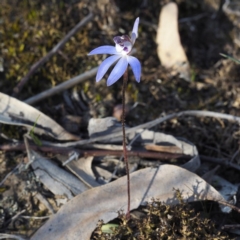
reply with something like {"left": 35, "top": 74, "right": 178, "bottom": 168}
{"left": 214, "top": 199, "right": 240, "bottom": 214}
{"left": 22, "top": 215, "right": 50, "bottom": 220}
{"left": 0, "top": 143, "right": 187, "bottom": 159}
{"left": 122, "top": 69, "right": 131, "bottom": 219}
{"left": 40, "top": 109, "right": 240, "bottom": 148}
{"left": 5, "top": 209, "right": 26, "bottom": 226}
{"left": 201, "top": 155, "right": 240, "bottom": 172}
{"left": 24, "top": 67, "right": 98, "bottom": 105}
{"left": 221, "top": 224, "right": 240, "bottom": 230}
{"left": 12, "top": 12, "right": 94, "bottom": 97}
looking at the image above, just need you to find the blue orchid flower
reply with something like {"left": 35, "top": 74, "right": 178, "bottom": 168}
{"left": 88, "top": 17, "right": 141, "bottom": 86}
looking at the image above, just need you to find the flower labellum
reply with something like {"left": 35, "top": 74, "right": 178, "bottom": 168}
{"left": 88, "top": 17, "right": 141, "bottom": 86}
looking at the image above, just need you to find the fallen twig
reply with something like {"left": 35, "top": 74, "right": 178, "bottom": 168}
{"left": 24, "top": 67, "right": 98, "bottom": 105}
{"left": 42, "top": 110, "right": 240, "bottom": 147}
{"left": 201, "top": 155, "right": 240, "bottom": 172}
{"left": 22, "top": 215, "right": 50, "bottom": 220}
{"left": 180, "top": 110, "right": 240, "bottom": 122}
{"left": 214, "top": 199, "right": 240, "bottom": 214}
{"left": 1, "top": 110, "right": 239, "bottom": 166}
{"left": 221, "top": 224, "right": 240, "bottom": 230}
{"left": 0, "top": 110, "right": 240, "bottom": 152}
{"left": 5, "top": 209, "right": 26, "bottom": 226}
{"left": 12, "top": 12, "right": 94, "bottom": 97}
{"left": 0, "top": 142, "right": 188, "bottom": 160}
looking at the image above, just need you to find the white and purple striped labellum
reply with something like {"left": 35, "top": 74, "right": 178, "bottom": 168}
{"left": 113, "top": 35, "right": 133, "bottom": 55}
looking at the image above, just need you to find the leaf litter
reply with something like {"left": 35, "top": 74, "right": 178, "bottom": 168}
{"left": 1, "top": 0, "right": 240, "bottom": 239}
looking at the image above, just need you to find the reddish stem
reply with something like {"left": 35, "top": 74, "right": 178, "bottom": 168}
{"left": 0, "top": 142, "right": 187, "bottom": 159}
{"left": 122, "top": 69, "right": 130, "bottom": 219}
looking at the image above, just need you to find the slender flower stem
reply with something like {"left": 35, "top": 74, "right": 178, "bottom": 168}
{"left": 122, "top": 69, "right": 130, "bottom": 219}
{"left": 88, "top": 17, "right": 140, "bottom": 221}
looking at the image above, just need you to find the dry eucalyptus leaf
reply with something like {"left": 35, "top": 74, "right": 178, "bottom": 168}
{"left": 129, "top": 129, "right": 200, "bottom": 172}
{"left": 31, "top": 164, "right": 225, "bottom": 240}
{"left": 61, "top": 156, "right": 101, "bottom": 188}
{"left": 94, "top": 166, "right": 113, "bottom": 179}
{"left": 92, "top": 157, "right": 124, "bottom": 182}
{"left": 30, "top": 150, "right": 89, "bottom": 199}
{"left": 156, "top": 2, "right": 190, "bottom": 80}
{"left": 0, "top": 92, "right": 79, "bottom": 140}
{"left": 88, "top": 117, "right": 123, "bottom": 143}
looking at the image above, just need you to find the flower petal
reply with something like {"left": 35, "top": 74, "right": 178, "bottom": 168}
{"left": 96, "top": 55, "right": 121, "bottom": 82}
{"left": 131, "top": 17, "right": 139, "bottom": 44}
{"left": 88, "top": 46, "right": 119, "bottom": 55}
{"left": 107, "top": 57, "right": 128, "bottom": 86}
{"left": 127, "top": 56, "right": 141, "bottom": 82}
